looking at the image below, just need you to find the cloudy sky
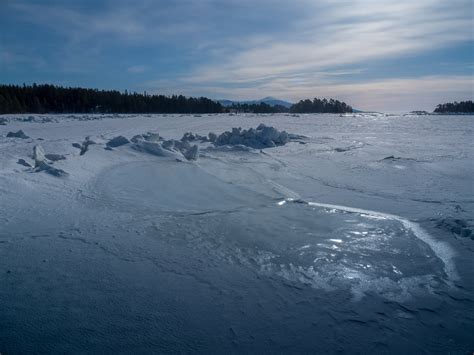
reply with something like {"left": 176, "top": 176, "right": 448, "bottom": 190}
{"left": 1, "top": 0, "right": 473, "bottom": 111}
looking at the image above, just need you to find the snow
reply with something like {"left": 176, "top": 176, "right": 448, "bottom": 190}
{"left": 0, "top": 113, "right": 473, "bottom": 353}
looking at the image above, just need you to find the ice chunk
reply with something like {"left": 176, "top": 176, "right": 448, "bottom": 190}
{"left": 213, "top": 124, "right": 293, "bottom": 149}
{"left": 162, "top": 140, "right": 175, "bottom": 150}
{"left": 17, "top": 159, "right": 32, "bottom": 167}
{"left": 134, "top": 139, "right": 199, "bottom": 161}
{"left": 208, "top": 132, "right": 217, "bottom": 142}
{"left": 183, "top": 145, "right": 199, "bottom": 161}
{"left": 7, "top": 130, "right": 29, "bottom": 139}
{"left": 79, "top": 137, "right": 96, "bottom": 156}
{"left": 130, "top": 134, "right": 144, "bottom": 143}
{"left": 143, "top": 132, "right": 161, "bottom": 142}
{"left": 33, "top": 144, "right": 46, "bottom": 165}
{"left": 106, "top": 136, "right": 130, "bottom": 148}
{"left": 134, "top": 141, "right": 183, "bottom": 159}
{"left": 31, "top": 145, "right": 68, "bottom": 177}
{"left": 45, "top": 154, "right": 66, "bottom": 161}
{"left": 34, "top": 161, "right": 68, "bottom": 177}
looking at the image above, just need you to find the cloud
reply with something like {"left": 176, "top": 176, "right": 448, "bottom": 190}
{"left": 142, "top": 74, "right": 473, "bottom": 112}
{"left": 187, "top": 0, "right": 472, "bottom": 85}
{"left": 127, "top": 65, "right": 147, "bottom": 74}
{"left": 142, "top": 0, "right": 473, "bottom": 110}
{"left": 0, "top": 46, "right": 46, "bottom": 70}
{"left": 7, "top": 1, "right": 213, "bottom": 43}
{"left": 3, "top": 0, "right": 473, "bottom": 110}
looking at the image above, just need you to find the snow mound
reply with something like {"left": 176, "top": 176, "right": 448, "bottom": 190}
{"left": 214, "top": 124, "right": 290, "bottom": 149}
{"left": 133, "top": 138, "right": 199, "bottom": 161}
{"left": 93, "top": 161, "right": 267, "bottom": 213}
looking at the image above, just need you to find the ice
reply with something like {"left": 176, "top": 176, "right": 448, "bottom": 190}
{"left": 33, "top": 160, "right": 69, "bottom": 177}
{"left": 33, "top": 144, "right": 46, "bottom": 164}
{"left": 0, "top": 113, "right": 472, "bottom": 353}
{"left": 106, "top": 135, "right": 130, "bottom": 148}
{"left": 133, "top": 136, "right": 200, "bottom": 161}
{"left": 6, "top": 129, "right": 29, "bottom": 138}
{"left": 73, "top": 136, "right": 97, "bottom": 155}
{"left": 17, "top": 158, "right": 32, "bottom": 167}
{"left": 29, "top": 144, "right": 68, "bottom": 177}
{"left": 44, "top": 154, "right": 66, "bottom": 161}
{"left": 214, "top": 124, "right": 290, "bottom": 148}
{"left": 183, "top": 144, "right": 199, "bottom": 160}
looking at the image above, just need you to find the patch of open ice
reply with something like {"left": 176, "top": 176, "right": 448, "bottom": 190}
{"left": 304, "top": 201, "right": 458, "bottom": 281}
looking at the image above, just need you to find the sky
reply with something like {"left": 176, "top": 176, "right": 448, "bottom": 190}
{"left": 1, "top": 0, "right": 473, "bottom": 112}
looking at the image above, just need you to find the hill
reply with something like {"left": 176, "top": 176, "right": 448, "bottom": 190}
{"left": 218, "top": 97, "right": 293, "bottom": 108}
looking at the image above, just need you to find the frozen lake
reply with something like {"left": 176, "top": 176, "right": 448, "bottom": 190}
{"left": 0, "top": 113, "right": 473, "bottom": 353}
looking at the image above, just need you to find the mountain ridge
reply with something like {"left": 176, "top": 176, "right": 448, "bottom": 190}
{"left": 218, "top": 97, "right": 293, "bottom": 108}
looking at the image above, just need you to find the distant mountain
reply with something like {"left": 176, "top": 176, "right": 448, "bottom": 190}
{"left": 218, "top": 97, "right": 293, "bottom": 108}
{"left": 217, "top": 99, "right": 235, "bottom": 107}
{"left": 258, "top": 97, "right": 294, "bottom": 108}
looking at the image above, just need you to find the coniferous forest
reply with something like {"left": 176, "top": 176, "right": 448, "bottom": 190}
{"left": 0, "top": 84, "right": 223, "bottom": 114}
{"left": 433, "top": 101, "right": 474, "bottom": 113}
{"left": 0, "top": 83, "right": 355, "bottom": 114}
{"left": 290, "top": 98, "right": 353, "bottom": 113}
{"left": 1, "top": 84, "right": 472, "bottom": 115}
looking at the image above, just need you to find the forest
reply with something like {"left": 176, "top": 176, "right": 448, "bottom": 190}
{"left": 290, "top": 98, "right": 352, "bottom": 113}
{"left": 0, "top": 84, "right": 354, "bottom": 114}
{"left": 0, "top": 84, "right": 223, "bottom": 114}
{"left": 434, "top": 101, "right": 474, "bottom": 113}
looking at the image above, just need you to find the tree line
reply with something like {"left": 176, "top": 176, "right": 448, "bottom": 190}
{"left": 0, "top": 83, "right": 354, "bottom": 114}
{"left": 290, "top": 98, "right": 352, "bottom": 113}
{"left": 434, "top": 101, "right": 473, "bottom": 113}
{"left": 0, "top": 84, "right": 223, "bottom": 114}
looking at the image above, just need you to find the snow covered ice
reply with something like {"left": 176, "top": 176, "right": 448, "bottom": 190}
{"left": 0, "top": 113, "right": 473, "bottom": 353}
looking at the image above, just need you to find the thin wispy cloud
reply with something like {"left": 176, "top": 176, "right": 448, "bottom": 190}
{"left": 1, "top": 0, "right": 472, "bottom": 111}
{"left": 183, "top": 1, "right": 472, "bottom": 87}
{"left": 127, "top": 65, "right": 148, "bottom": 74}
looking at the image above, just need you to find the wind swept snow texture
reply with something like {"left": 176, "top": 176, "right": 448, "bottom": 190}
{"left": 0, "top": 113, "right": 473, "bottom": 353}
